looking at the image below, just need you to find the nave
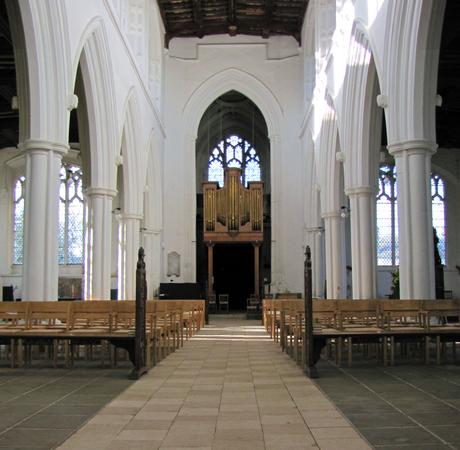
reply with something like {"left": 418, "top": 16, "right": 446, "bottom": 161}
{"left": 58, "top": 317, "right": 370, "bottom": 450}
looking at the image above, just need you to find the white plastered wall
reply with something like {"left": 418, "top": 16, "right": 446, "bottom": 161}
{"left": 163, "top": 35, "right": 304, "bottom": 293}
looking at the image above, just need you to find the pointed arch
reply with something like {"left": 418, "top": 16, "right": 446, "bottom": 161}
{"left": 19, "top": 0, "right": 71, "bottom": 144}
{"left": 384, "top": 0, "right": 446, "bottom": 144}
{"left": 316, "top": 93, "right": 342, "bottom": 215}
{"left": 341, "top": 22, "right": 383, "bottom": 189}
{"left": 183, "top": 68, "right": 283, "bottom": 140}
{"left": 119, "top": 88, "right": 143, "bottom": 215}
{"left": 72, "top": 18, "right": 118, "bottom": 190}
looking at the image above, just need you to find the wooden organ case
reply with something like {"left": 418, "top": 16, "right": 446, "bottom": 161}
{"left": 203, "top": 168, "right": 264, "bottom": 298}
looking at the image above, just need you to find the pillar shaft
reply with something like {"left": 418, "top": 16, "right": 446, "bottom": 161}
{"left": 307, "top": 228, "right": 325, "bottom": 299}
{"left": 84, "top": 188, "right": 116, "bottom": 300}
{"left": 323, "top": 212, "right": 347, "bottom": 299}
{"left": 207, "top": 244, "right": 214, "bottom": 297}
{"left": 254, "top": 244, "right": 260, "bottom": 296}
{"left": 118, "top": 214, "right": 142, "bottom": 300}
{"left": 388, "top": 142, "right": 436, "bottom": 299}
{"left": 22, "top": 140, "right": 67, "bottom": 300}
{"left": 348, "top": 187, "right": 376, "bottom": 299}
{"left": 142, "top": 229, "right": 162, "bottom": 299}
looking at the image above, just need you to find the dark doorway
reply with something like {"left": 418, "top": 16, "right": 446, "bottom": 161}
{"left": 213, "top": 244, "right": 254, "bottom": 311}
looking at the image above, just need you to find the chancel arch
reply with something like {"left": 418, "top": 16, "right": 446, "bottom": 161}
{"left": 196, "top": 91, "right": 270, "bottom": 310}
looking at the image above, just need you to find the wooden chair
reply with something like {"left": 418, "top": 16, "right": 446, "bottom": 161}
{"left": 218, "top": 294, "right": 229, "bottom": 312}
{"left": 208, "top": 294, "right": 217, "bottom": 313}
{"left": 247, "top": 295, "right": 260, "bottom": 312}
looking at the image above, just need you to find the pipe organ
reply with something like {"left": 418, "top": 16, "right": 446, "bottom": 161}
{"left": 203, "top": 168, "right": 264, "bottom": 242}
{"left": 203, "top": 168, "right": 264, "bottom": 298}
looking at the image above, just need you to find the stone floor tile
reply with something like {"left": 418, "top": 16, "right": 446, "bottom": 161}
{"left": 116, "top": 429, "right": 167, "bottom": 441}
{"left": 315, "top": 437, "right": 372, "bottom": 450}
{"left": 52, "top": 320, "right": 371, "bottom": 450}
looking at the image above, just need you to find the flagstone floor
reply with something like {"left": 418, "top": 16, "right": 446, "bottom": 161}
{"left": 57, "top": 317, "right": 370, "bottom": 450}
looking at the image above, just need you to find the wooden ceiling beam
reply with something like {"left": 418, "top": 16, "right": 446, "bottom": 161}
{"left": 192, "top": 0, "right": 204, "bottom": 37}
{"left": 158, "top": 0, "right": 309, "bottom": 46}
{"left": 228, "top": 0, "right": 237, "bottom": 36}
{"left": 262, "top": 0, "right": 273, "bottom": 39}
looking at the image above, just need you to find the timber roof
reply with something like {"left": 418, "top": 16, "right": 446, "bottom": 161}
{"left": 157, "top": 0, "right": 309, "bottom": 46}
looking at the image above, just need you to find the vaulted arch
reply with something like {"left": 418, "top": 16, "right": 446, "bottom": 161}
{"left": 72, "top": 18, "right": 118, "bottom": 190}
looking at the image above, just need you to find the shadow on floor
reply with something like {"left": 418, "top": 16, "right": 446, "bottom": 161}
{"left": 315, "top": 358, "right": 460, "bottom": 449}
{"left": 0, "top": 367, "right": 134, "bottom": 449}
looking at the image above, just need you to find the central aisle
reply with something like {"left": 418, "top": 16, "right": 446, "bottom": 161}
{"left": 59, "top": 318, "right": 371, "bottom": 450}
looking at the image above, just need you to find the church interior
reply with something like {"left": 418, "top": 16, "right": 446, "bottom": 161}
{"left": 1, "top": 0, "right": 460, "bottom": 448}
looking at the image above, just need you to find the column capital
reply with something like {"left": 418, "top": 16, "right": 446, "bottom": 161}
{"left": 345, "top": 186, "right": 375, "bottom": 197}
{"left": 321, "top": 211, "right": 341, "bottom": 220}
{"left": 85, "top": 187, "right": 118, "bottom": 198}
{"left": 119, "top": 213, "right": 143, "bottom": 221}
{"left": 387, "top": 139, "right": 437, "bottom": 156}
{"left": 141, "top": 228, "right": 162, "bottom": 236}
{"left": 19, "top": 139, "right": 69, "bottom": 156}
{"left": 306, "top": 226, "right": 324, "bottom": 233}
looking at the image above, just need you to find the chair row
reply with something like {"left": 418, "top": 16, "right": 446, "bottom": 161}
{"left": 263, "top": 298, "right": 460, "bottom": 369}
{"left": 0, "top": 299, "right": 205, "bottom": 368}
{"left": 263, "top": 298, "right": 460, "bottom": 333}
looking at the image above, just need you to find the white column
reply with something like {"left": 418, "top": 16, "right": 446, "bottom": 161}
{"left": 118, "top": 214, "right": 142, "bottom": 300}
{"left": 388, "top": 141, "right": 436, "bottom": 299}
{"left": 142, "top": 228, "right": 162, "bottom": 299}
{"left": 322, "top": 212, "right": 347, "bottom": 299}
{"left": 347, "top": 187, "right": 377, "bottom": 299}
{"left": 307, "top": 227, "right": 325, "bottom": 299}
{"left": 21, "top": 140, "right": 67, "bottom": 301}
{"left": 84, "top": 187, "right": 116, "bottom": 300}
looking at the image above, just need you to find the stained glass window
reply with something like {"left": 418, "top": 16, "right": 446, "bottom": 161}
{"left": 208, "top": 135, "right": 261, "bottom": 187}
{"left": 13, "top": 176, "right": 25, "bottom": 264}
{"left": 431, "top": 174, "right": 446, "bottom": 264}
{"left": 59, "top": 164, "right": 84, "bottom": 264}
{"left": 376, "top": 165, "right": 398, "bottom": 266}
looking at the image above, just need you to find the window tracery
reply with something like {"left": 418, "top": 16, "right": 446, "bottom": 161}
{"left": 59, "top": 164, "right": 84, "bottom": 265}
{"left": 207, "top": 135, "right": 261, "bottom": 187}
{"left": 12, "top": 176, "right": 25, "bottom": 264}
{"left": 376, "top": 167, "right": 446, "bottom": 266}
{"left": 431, "top": 173, "right": 446, "bottom": 264}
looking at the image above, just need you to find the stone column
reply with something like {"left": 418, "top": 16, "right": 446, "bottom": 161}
{"left": 307, "top": 227, "right": 325, "bottom": 299}
{"left": 118, "top": 213, "right": 142, "bottom": 300}
{"left": 21, "top": 140, "right": 67, "bottom": 300}
{"left": 142, "top": 228, "right": 162, "bottom": 299}
{"left": 347, "top": 186, "right": 377, "bottom": 299}
{"left": 322, "top": 212, "right": 347, "bottom": 299}
{"left": 388, "top": 140, "right": 436, "bottom": 299}
{"left": 253, "top": 242, "right": 261, "bottom": 297}
{"left": 206, "top": 243, "right": 214, "bottom": 297}
{"left": 84, "top": 187, "right": 116, "bottom": 300}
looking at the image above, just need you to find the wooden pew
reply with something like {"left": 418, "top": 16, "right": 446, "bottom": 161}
{"left": 0, "top": 299, "right": 205, "bottom": 370}
{"left": 263, "top": 298, "right": 460, "bottom": 371}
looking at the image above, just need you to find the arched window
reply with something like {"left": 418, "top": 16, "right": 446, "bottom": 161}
{"left": 431, "top": 173, "right": 446, "bottom": 264}
{"left": 59, "top": 164, "right": 84, "bottom": 264}
{"left": 12, "top": 176, "right": 25, "bottom": 264}
{"left": 376, "top": 168, "right": 447, "bottom": 266}
{"left": 208, "top": 135, "right": 261, "bottom": 187}
{"left": 376, "top": 165, "right": 398, "bottom": 266}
